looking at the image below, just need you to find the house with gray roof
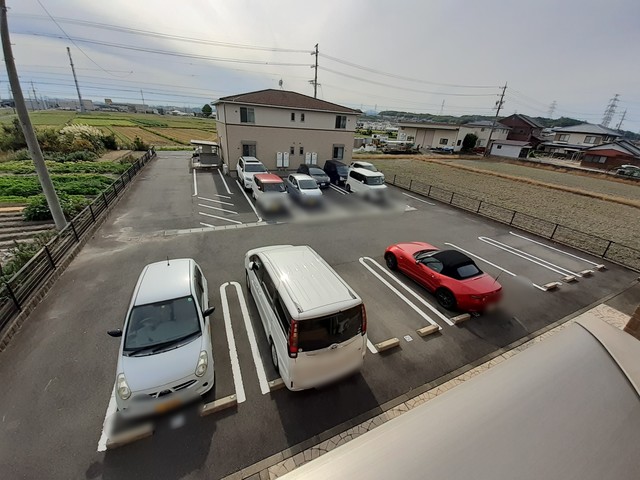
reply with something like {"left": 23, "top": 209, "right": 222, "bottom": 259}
{"left": 540, "top": 122, "right": 622, "bottom": 157}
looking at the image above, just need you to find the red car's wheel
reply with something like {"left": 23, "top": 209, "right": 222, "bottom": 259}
{"left": 384, "top": 253, "right": 398, "bottom": 270}
{"left": 436, "top": 288, "right": 457, "bottom": 310}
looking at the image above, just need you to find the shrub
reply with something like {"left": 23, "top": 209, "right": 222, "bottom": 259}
{"left": 1, "top": 231, "right": 57, "bottom": 280}
{"left": 462, "top": 133, "right": 479, "bottom": 152}
{"left": 0, "top": 118, "right": 27, "bottom": 151}
{"left": 23, "top": 193, "right": 90, "bottom": 221}
{"left": 131, "top": 136, "right": 149, "bottom": 151}
{"left": 62, "top": 150, "right": 98, "bottom": 162}
{"left": 102, "top": 133, "right": 118, "bottom": 150}
{"left": 59, "top": 124, "right": 105, "bottom": 152}
{"left": 0, "top": 174, "right": 114, "bottom": 197}
{"left": 37, "top": 128, "right": 61, "bottom": 152}
{"left": 8, "top": 149, "right": 31, "bottom": 161}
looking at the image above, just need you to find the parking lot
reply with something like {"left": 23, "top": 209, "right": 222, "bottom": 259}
{"left": 0, "top": 151, "right": 637, "bottom": 480}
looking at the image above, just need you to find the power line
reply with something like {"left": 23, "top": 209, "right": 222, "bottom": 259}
{"left": 34, "top": 0, "right": 132, "bottom": 78}
{"left": 320, "top": 52, "right": 499, "bottom": 89}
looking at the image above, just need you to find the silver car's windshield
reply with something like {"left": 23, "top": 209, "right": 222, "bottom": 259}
{"left": 298, "top": 179, "right": 318, "bottom": 189}
{"left": 124, "top": 296, "right": 201, "bottom": 352}
{"left": 309, "top": 168, "right": 325, "bottom": 176}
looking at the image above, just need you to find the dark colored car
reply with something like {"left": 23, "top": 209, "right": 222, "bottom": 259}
{"left": 296, "top": 164, "right": 331, "bottom": 189}
{"left": 384, "top": 242, "right": 502, "bottom": 312}
{"left": 323, "top": 160, "right": 349, "bottom": 186}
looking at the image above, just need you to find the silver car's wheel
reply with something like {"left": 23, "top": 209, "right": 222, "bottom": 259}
{"left": 270, "top": 339, "right": 279, "bottom": 373}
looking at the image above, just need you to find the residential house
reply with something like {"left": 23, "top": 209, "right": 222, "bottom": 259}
{"left": 489, "top": 140, "right": 532, "bottom": 159}
{"left": 500, "top": 114, "right": 544, "bottom": 147}
{"left": 214, "top": 89, "right": 361, "bottom": 171}
{"left": 539, "top": 123, "right": 622, "bottom": 156}
{"left": 454, "top": 120, "right": 510, "bottom": 152}
{"left": 580, "top": 139, "right": 640, "bottom": 170}
{"left": 397, "top": 122, "right": 459, "bottom": 150}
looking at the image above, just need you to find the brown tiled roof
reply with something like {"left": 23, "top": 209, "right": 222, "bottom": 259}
{"left": 216, "top": 89, "right": 361, "bottom": 114}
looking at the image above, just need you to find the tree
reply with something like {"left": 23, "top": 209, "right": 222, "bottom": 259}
{"left": 201, "top": 104, "right": 212, "bottom": 117}
{"left": 461, "top": 133, "right": 478, "bottom": 152}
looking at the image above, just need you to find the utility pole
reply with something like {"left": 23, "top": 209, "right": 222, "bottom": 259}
{"left": 30, "top": 81, "right": 40, "bottom": 110}
{"left": 67, "top": 46, "right": 85, "bottom": 113}
{"left": 439, "top": 100, "right": 445, "bottom": 115}
{"left": 140, "top": 89, "right": 145, "bottom": 106}
{"left": 601, "top": 93, "right": 619, "bottom": 128}
{"left": 547, "top": 100, "right": 557, "bottom": 118}
{"left": 615, "top": 109, "right": 627, "bottom": 131}
{"left": 1, "top": 0, "right": 66, "bottom": 230}
{"left": 7, "top": 84, "right": 14, "bottom": 113}
{"left": 311, "top": 43, "right": 318, "bottom": 98}
{"left": 484, "top": 82, "right": 507, "bottom": 157}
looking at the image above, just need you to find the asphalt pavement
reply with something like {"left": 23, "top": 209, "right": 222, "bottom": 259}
{"left": 0, "top": 151, "right": 636, "bottom": 480}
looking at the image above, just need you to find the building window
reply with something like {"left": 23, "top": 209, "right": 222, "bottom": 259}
{"left": 240, "top": 107, "right": 255, "bottom": 123}
{"left": 497, "top": 145, "right": 502, "bottom": 149}
{"left": 289, "top": 146, "right": 295, "bottom": 155}
{"left": 439, "top": 138, "right": 448, "bottom": 145}
{"left": 291, "top": 112, "right": 295, "bottom": 122}
{"left": 407, "top": 136, "right": 415, "bottom": 142}
{"left": 301, "top": 113, "right": 305, "bottom": 122}
{"left": 598, "top": 156, "right": 606, "bottom": 163}
{"left": 584, "top": 135, "right": 597, "bottom": 144}
{"left": 332, "top": 145, "right": 344, "bottom": 160}
{"left": 299, "top": 146, "right": 304, "bottom": 155}
{"left": 242, "top": 142, "right": 256, "bottom": 157}
{"left": 558, "top": 134, "right": 569, "bottom": 142}
{"left": 335, "top": 115, "right": 347, "bottom": 129}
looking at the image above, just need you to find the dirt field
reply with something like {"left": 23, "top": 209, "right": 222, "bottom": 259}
{"left": 367, "top": 157, "right": 640, "bottom": 251}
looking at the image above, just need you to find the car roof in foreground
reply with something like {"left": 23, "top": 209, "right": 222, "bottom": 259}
{"left": 240, "top": 156, "right": 260, "bottom": 163}
{"left": 254, "top": 173, "right": 283, "bottom": 183}
{"left": 432, "top": 249, "right": 473, "bottom": 266}
{"left": 279, "top": 317, "right": 640, "bottom": 480}
{"left": 135, "top": 259, "right": 192, "bottom": 306}
{"left": 351, "top": 167, "right": 383, "bottom": 177}
{"left": 260, "top": 245, "right": 359, "bottom": 317}
{"left": 290, "top": 173, "right": 315, "bottom": 181}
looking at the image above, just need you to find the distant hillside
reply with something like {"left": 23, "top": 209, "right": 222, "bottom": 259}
{"left": 374, "top": 111, "right": 640, "bottom": 141}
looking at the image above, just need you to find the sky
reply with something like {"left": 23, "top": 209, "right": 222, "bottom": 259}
{"left": 3, "top": 0, "right": 640, "bottom": 131}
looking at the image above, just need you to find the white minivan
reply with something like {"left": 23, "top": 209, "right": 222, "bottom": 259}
{"left": 245, "top": 245, "right": 367, "bottom": 391}
{"left": 345, "top": 167, "right": 387, "bottom": 199}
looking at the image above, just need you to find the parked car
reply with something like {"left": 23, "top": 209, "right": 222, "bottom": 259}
{"left": 107, "top": 259, "right": 215, "bottom": 417}
{"left": 384, "top": 242, "right": 502, "bottom": 312}
{"left": 296, "top": 164, "right": 331, "bottom": 188}
{"left": 349, "top": 161, "right": 378, "bottom": 173}
{"left": 323, "top": 159, "right": 349, "bottom": 186}
{"left": 237, "top": 156, "right": 267, "bottom": 189}
{"left": 345, "top": 167, "right": 387, "bottom": 200}
{"left": 245, "top": 245, "right": 367, "bottom": 391}
{"left": 252, "top": 173, "right": 288, "bottom": 211}
{"left": 285, "top": 173, "right": 323, "bottom": 205}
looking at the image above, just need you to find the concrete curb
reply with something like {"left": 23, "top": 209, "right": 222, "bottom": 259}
{"left": 201, "top": 394, "right": 237, "bottom": 416}
{"left": 374, "top": 338, "right": 400, "bottom": 352}
{"left": 451, "top": 313, "right": 471, "bottom": 324}
{"left": 416, "top": 325, "right": 439, "bottom": 337}
{"left": 0, "top": 154, "right": 156, "bottom": 354}
{"left": 106, "top": 423, "right": 153, "bottom": 450}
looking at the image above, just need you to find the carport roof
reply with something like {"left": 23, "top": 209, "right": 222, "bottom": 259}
{"left": 215, "top": 89, "right": 361, "bottom": 114}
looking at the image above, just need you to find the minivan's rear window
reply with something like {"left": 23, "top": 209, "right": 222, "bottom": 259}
{"left": 297, "top": 305, "right": 363, "bottom": 351}
{"left": 263, "top": 182, "right": 286, "bottom": 192}
{"left": 364, "top": 176, "right": 384, "bottom": 186}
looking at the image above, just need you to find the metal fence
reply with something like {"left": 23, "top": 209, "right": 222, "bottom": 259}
{"left": 389, "top": 174, "right": 640, "bottom": 272}
{"left": 0, "top": 148, "right": 156, "bottom": 332}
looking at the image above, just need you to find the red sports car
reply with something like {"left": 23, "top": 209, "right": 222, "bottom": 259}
{"left": 384, "top": 242, "right": 502, "bottom": 312}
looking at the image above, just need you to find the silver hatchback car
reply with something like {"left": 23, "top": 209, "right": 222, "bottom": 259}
{"left": 108, "top": 258, "right": 215, "bottom": 417}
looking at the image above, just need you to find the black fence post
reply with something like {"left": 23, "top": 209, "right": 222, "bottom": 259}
{"left": 113, "top": 182, "right": 119, "bottom": 196}
{"left": 393, "top": 174, "right": 396, "bottom": 185}
{"left": 5, "top": 283, "right": 21, "bottom": 311}
{"left": 602, "top": 240, "right": 613, "bottom": 258}
{"left": 427, "top": 185, "right": 432, "bottom": 197}
{"left": 127, "top": 169, "right": 132, "bottom": 181}
{"left": 102, "top": 191, "right": 109, "bottom": 206}
{"left": 409, "top": 179, "right": 413, "bottom": 190}
{"left": 88, "top": 204, "right": 96, "bottom": 223}
{"left": 70, "top": 221, "right": 80, "bottom": 242}
{"left": 509, "top": 211, "right": 517, "bottom": 225}
{"left": 450, "top": 192, "right": 455, "bottom": 204}
{"left": 44, "top": 245, "right": 56, "bottom": 268}
{"left": 550, "top": 223, "right": 559, "bottom": 239}
{"left": 476, "top": 200, "right": 482, "bottom": 213}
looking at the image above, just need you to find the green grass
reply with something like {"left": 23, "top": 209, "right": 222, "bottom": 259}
{"left": 0, "top": 161, "right": 129, "bottom": 174}
{"left": 0, "top": 174, "right": 114, "bottom": 197}
{"left": 0, "top": 195, "right": 31, "bottom": 204}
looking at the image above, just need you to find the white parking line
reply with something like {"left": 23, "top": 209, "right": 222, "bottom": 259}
{"left": 235, "top": 180, "right": 263, "bottom": 222}
{"left": 402, "top": 192, "right": 436, "bottom": 206}
{"left": 199, "top": 222, "right": 214, "bottom": 228}
{"left": 220, "top": 283, "right": 246, "bottom": 403}
{"left": 509, "top": 231, "right": 602, "bottom": 267}
{"left": 198, "top": 197, "right": 235, "bottom": 206}
{"left": 199, "top": 194, "right": 231, "bottom": 200}
{"left": 217, "top": 169, "right": 232, "bottom": 194}
{"left": 361, "top": 257, "right": 454, "bottom": 327}
{"left": 198, "top": 203, "right": 238, "bottom": 215}
{"left": 199, "top": 211, "right": 242, "bottom": 224}
{"left": 444, "top": 243, "right": 517, "bottom": 277}
{"left": 97, "top": 385, "right": 117, "bottom": 452}
{"left": 329, "top": 184, "right": 348, "bottom": 195}
{"left": 366, "top": 339, "right": 378, "bottom": 354}
{"left": 227, "top": 282, "right": 270, "bottom": 395}
{"left": 192, "top": 169, "right": 198, "bottom": 197}
{"left": 358, "top": 257, "right": 442, "bottom": 330}
{"left": 479, "top": 237, "right": 580, "bottom": 277}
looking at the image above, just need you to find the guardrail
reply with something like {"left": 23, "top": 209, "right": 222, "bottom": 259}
{"left": 389, "top": 174, "right": 640, "bottom": 272}
{"left": 0, "top": 148, "right": 156, "bottom": 334}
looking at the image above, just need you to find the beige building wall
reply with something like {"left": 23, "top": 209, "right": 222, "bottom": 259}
{"left": 456, "top": 125, "right": 509, "bottom": 151}
{"left": 554, "top": 132, "right": 603, "bottom": 146}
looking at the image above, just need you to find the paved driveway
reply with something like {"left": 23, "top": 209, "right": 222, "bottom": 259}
{"left": 0, "top": 151, "right": 636, "bottom": 480}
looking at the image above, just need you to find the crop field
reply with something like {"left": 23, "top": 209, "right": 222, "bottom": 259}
{"left": 110, "top": 126, "right": 176, "bottom": 146}
{"left": 368, "top": 157, "right": 640, "bottom": 251}
{"left": 150, "top": 127, "right": 217, "bottom": 144}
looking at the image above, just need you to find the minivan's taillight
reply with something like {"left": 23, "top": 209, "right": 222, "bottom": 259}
{"left": 360, "top": 304, "right": 367, "bottom": 335}
{"left": 288, "top": 319, "right": 299, "bottom": 358}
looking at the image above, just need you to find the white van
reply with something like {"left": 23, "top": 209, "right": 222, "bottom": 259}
{"left": 345, "top": 167, "right": 387, "bottom": 199}
{"left": 245, "top": 245, "right": 367, "bottom": 391}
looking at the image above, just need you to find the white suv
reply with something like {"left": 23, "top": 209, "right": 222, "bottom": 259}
{"left": 345, "top": 167, "right": 387, "bottom": 199}
{"left": 245, "top": 245, "right": 367, "bottom": 391}
{"left": 107, "top": 258, "right": 215, "bottom": 417}
{"left": 237, "top": 156, "right": 267, "bottom": 189}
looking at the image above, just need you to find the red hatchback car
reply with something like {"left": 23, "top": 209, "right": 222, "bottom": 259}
{"left": 384, "top": 242, "right": 502, "bottom": 312}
